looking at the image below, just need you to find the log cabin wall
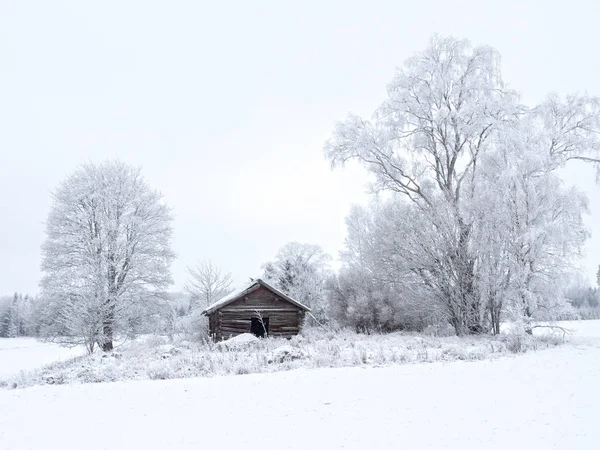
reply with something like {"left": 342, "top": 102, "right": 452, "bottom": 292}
{"left": 208, "top": 286, "right": 306, "bottom": 341}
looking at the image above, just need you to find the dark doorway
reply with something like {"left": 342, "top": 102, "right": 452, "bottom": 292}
{"left": 250, "top": 317, "right": 269, "bottom": 338}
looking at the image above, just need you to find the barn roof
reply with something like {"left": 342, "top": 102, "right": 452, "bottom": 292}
{"left": 201, "top": 278, "right": 311, "bottom": 315}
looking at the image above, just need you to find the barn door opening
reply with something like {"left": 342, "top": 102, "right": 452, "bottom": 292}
{"left": 250, "top": 317, "right": 269, "bottom": 338}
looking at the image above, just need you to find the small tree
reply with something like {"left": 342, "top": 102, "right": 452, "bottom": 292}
{"left": 40, "top": 161, "right": 175, "bottom": 352}
{"left": 262, "top": 242, "right": 332, "bottom": 322}
{"left": 185, "top": 260, "right": 233, "bottom": 310}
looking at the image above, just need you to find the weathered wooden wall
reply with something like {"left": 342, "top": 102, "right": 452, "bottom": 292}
{"left": 208, "top": 286, "right": 306, "bottom": 341}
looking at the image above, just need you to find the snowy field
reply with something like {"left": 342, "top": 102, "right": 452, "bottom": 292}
{"left": 0, "top": 321, "right": 599, "bottom": 449}
{"left": 0, "top": 338, "right": 83, "bottom": 378}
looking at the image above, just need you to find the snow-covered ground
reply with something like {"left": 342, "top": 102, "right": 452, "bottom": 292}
{"left": 0, "top": 338, "right": 83, "bottom": 378}
{"left": 1, "top": 321, "right": 599, "bottom": 449}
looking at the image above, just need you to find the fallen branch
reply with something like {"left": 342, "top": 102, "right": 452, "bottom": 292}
{"left": 307, "top": 312, "right": 329, "bottom": 331}
{"left": 531, "top": 325, "right": 573, "bottom": 341}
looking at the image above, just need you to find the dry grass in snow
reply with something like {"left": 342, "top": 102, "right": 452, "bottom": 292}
{"left": 0, "top": 327, "right": 564, "bottom": 389}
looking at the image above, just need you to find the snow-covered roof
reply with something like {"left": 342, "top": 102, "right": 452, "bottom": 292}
{"left": 201, "top": 278, "right": 311, "bottom": 315}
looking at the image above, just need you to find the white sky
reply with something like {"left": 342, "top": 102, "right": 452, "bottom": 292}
{"left": 1, "top": 0, "right": 599, "bottom": 295}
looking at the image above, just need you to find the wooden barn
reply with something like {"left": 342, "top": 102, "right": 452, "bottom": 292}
{"left": 201, "top": 278, "right": 310, "bottom": 341}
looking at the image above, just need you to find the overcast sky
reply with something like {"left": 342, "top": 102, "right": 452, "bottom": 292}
{"left": 1, "top": 0, "right": 599, "bottom": 296}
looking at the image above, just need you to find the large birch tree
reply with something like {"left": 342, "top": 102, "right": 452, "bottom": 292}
{"left": 326, "top": 35, "right": 600, "bottom": 335}
{"left": 40, "top": 161, "right": 175, "bottom": 352}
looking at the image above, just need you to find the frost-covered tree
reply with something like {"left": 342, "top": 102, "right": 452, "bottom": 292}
{"left": 40, "top": 161, "right": 175, "bottom": 352}
{"left": 178, "top": 260, "right": 233, "bottom": 337}
{"left": 262, "top": 242, "right": 332, "bottom": 321}
{"left": 326, "top": 36, "right": 518, "bottom": 334}
{"left": 326, "top": 35, "right": 600, "bottom": 335}
{"left": 475, "top": 137, "right": 587, "bottom": 331}
{"left": 185, "top": 260, "right": 233, "bottom": 310}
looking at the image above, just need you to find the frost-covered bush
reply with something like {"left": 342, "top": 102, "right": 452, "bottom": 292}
{"left": 504, "top": 333, "right": 525, "bottom": 354}
{"left": 268, "top": 345, "right": 306, "bottom": 364}
{"left": 173, "top": 313, "right": 209, "bottom": 340}
{"left": 325, "top": 269, "right": 443, "bottom": 334}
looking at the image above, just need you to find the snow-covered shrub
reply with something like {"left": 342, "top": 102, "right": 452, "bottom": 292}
{"left": 504, "top": 333, "right": 525, "bottom": 353}
{"left": 148, "top": 361, "right": 175, "bottom": 380}
{"left": 268, "top": 345, "right": 306, "bottom": 364}
{"left": 325, "top": 262, "right": 445, "bottom": 334}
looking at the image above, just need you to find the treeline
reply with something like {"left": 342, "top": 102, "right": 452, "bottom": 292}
{"left": 0, "top": 290, "right": 181, "bottom": 342}
{"left": 566, "top": 286, "right": 599, "bottom": 309}
{"left": 565, "top": 282, "right": 600, "bottom": 320}
{"left": 0, "top": 293, "right": 40, "bottom": 337}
